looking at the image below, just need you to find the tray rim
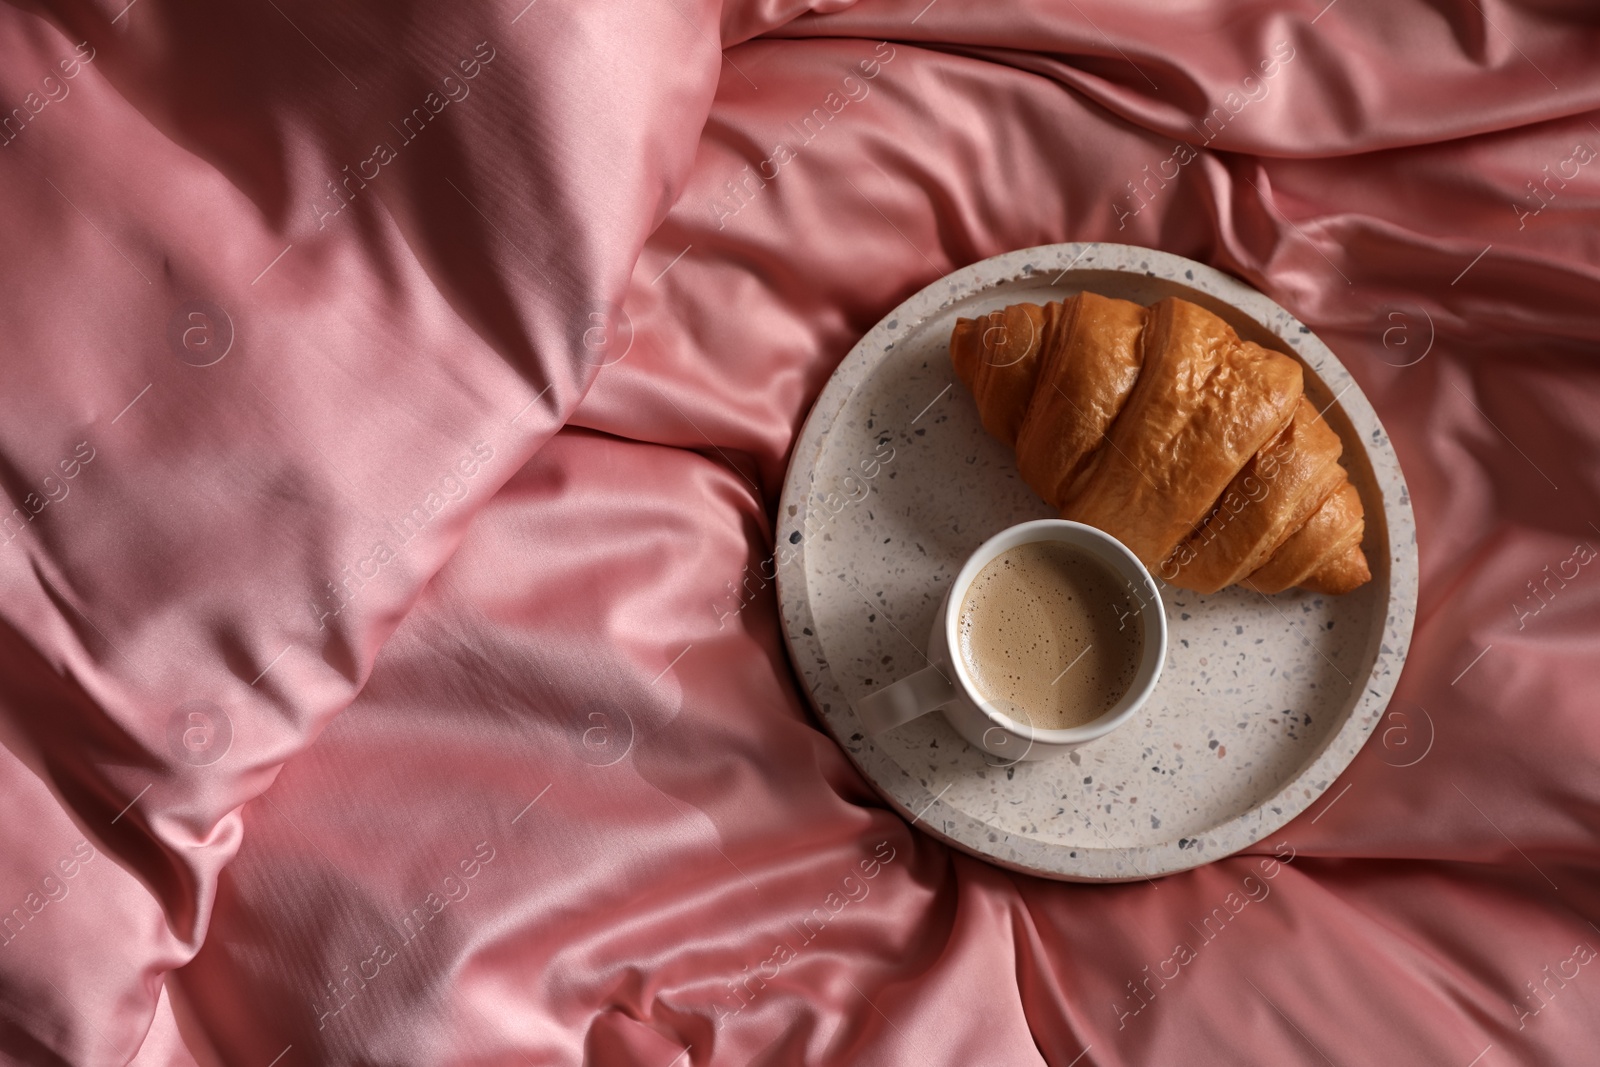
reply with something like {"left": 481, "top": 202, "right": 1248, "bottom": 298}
{"left": 774, "top": 241, "right": 1418, "bottom": 882}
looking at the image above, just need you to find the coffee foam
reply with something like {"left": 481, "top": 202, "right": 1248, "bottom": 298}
{"left": 957, "top": 541, "right": 1143, "bottom": 730}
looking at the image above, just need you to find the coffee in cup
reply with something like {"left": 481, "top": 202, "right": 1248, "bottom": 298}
{"left": 956, "top": 542, "right": 1144, "bottom": 730}
{"left": 854, "top": 519, "right": 1166, "bottom": 761}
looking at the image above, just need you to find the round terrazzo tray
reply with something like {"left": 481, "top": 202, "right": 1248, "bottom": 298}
{"left": 774, "top": 242, "right": 1417, "bottom": 882}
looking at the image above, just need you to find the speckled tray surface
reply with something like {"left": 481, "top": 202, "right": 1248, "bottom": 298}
{"left": 775, "top": 243, "right": 1418, "bottom": 881}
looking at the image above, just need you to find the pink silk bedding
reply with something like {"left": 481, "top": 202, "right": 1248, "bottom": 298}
{"left": 1, "top": 0, "right": 1598, "bottom": 1063}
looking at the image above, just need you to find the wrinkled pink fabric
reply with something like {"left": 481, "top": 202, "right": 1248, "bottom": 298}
{"left": 1, "top": 0, "right": 1597, "bottom": 1062}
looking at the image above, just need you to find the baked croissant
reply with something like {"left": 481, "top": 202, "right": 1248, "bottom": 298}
{"left": 949, "top": 293, "right": 1370, "bottom": 595}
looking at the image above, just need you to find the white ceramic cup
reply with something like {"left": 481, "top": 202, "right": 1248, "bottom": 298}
{"left": 854, "top": 519, "right": 1167, "bottom": 762}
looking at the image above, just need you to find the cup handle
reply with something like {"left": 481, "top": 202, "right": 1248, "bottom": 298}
{"left": 856, "top": 664, "right": 958, "bottom": 736}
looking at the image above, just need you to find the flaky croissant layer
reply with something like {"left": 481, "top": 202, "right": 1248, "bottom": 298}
{"left": 950, "top": 293, "right": 1371, "bottom": 595}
